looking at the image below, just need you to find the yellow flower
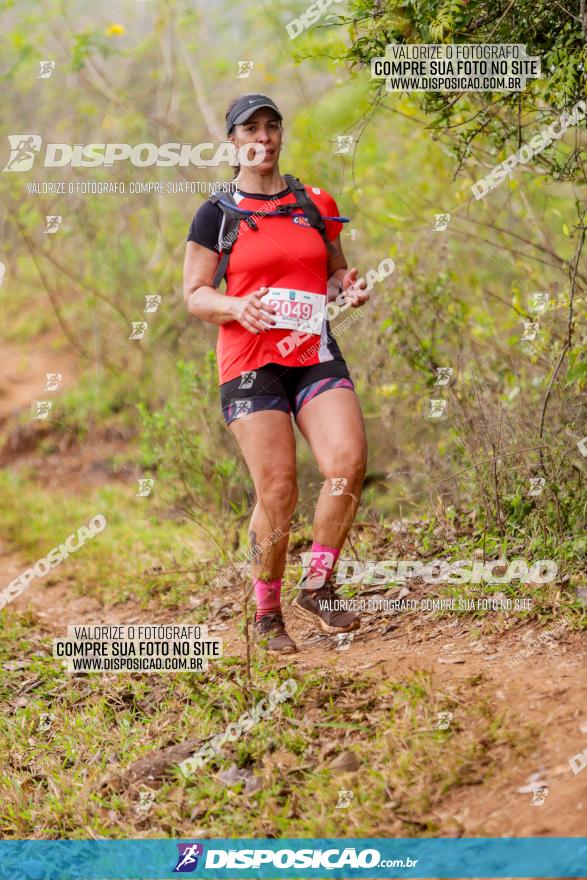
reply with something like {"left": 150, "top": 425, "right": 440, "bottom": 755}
{"left": 378, "top": 383, "right": 399, "bottom": 398}
{"left": 105, "top": 23, "right": 125, "bottom": 37}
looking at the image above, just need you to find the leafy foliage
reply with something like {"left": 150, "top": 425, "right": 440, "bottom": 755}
{"left": 345, "top": 0, "right": 587, "bottom": 180}
{"left": 138, "top": 359, "right": 247, "bottom": 539}
{"left": 0, "top": 0, "right": 584, "bottom": 554}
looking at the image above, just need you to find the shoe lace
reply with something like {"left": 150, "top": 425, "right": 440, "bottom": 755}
{"left": 314, "top": 580, "right": 338, "bottom": 602}
{"left": 256, "top": 611, "right": 284, "bottom": 634}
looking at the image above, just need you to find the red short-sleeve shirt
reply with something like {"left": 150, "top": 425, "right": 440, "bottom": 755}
{"left": 187, "top": 182, "right": 344, "bottom": 384}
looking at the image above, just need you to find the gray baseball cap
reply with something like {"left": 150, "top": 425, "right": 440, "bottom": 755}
{"left": 226, "top": 94, "right": 282, "bottom": 134}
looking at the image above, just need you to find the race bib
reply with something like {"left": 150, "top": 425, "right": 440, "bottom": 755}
{"left": 262, "top": 288, "right": 325, "bottom": 334}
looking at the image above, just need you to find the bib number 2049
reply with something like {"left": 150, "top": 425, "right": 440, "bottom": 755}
{"left": 261, "top": 288, "right": 324, "bottom": 333}
{"left": 268, "top": 299, "right": 312, "bottom": 320}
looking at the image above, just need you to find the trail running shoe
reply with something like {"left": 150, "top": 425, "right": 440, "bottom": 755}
{"left": 253, "top": 611, "right": 298, "bottom": 654}
{"left": 292, "top": 581, "right": 360, "bottom": 634}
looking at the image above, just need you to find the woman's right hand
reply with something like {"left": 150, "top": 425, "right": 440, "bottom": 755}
{"left": 230, "top": 287, "right": 277, "bottom": 334}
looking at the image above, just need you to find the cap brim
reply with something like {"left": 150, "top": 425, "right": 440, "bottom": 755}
{"left": 233, "top": 103, "right": 282, "bottom": 126}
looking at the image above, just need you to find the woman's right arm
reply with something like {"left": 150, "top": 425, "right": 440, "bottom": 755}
{"left": 183, "top": 241, "right": 238, "bottom": 325}
{"left": 183, "top": 241, "right": 277, "bottom": 333}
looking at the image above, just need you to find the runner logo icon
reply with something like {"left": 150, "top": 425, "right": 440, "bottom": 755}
{"left": 300, "top": 550, "right": 335, "bottom": 589}
{"left": 239, "top": 370, "right": 257, "bottom": 389}
{"left": 3, "top": 135, "right": 42, "bottom": 172}
{"left": 173, "top": 843, "right": 204, "bottom": 872}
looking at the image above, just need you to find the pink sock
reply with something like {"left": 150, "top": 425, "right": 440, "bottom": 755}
{"left": 301, "top": 542, "right": 340, "bottom": 592}
{"left": 254, "top": 577, "right": 282, "bottom": 620}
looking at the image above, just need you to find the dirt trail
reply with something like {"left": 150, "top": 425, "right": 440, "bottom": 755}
{"left": 1, "top": 338, "right": 586, "bottom": 841}
{"left": 0, "top": 336, "right": 77, "bottom": 422}
{"left": 6, "top": 545, "right": 587, "bottom": 838}
{"left": 199, "top": 600, "right": 587, "bottom": 837}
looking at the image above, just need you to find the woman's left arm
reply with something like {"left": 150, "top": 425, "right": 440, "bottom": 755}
{"left": 326, "top": 236, "right": 370, "bottom": 307}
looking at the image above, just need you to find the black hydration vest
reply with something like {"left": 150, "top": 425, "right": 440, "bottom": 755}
{"left": 208, "top": 173, "right": 339, "bottom": 288}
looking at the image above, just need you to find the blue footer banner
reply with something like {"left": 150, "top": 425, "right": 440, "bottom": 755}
{"left": 0, "top": 838, "right": 585, "bottom": 878}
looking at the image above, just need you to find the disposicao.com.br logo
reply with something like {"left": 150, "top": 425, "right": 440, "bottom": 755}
{"left": 2, "top": 135, "right": 265, "bottom": 171}
{"left": 173, "top": 842, "right": 205, "bottom": 872}
{"left": 177, "top": 845, "right": 417, "bottom": 871}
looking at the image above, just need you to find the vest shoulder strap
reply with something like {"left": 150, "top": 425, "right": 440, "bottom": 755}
{"left": 283, "top": 174, "right": 337, "bottom": 256}
{"left": 209, "top": 189, "right": 242, "bottom": 288}
{"left": 208, "top": 175, "right": 339, "bottom": 288}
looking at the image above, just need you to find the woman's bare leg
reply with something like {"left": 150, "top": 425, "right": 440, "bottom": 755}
{"left": 295, "top": 388, "right": 367, "bottom": 549}
{"left": 228, "top": 409, "right": 299, "bottom": 652}
{"left": 229, "top": 410, "right": 298, "bottom": 580}
{"left": 292, "top": 388, "right": 367, "bottom": 633}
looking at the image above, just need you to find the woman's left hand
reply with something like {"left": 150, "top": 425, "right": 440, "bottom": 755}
{"left": 340, "top": 267, "right": 369, "bottom": 307}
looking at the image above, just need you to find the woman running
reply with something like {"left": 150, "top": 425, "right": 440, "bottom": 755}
{"left": 183, "top": 93, "right": 369, "bottom": 654}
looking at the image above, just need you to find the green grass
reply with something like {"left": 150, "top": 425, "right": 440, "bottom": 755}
{"left": 0, "top": 470, "right": 214, "bottom": 609}
{"left": 0, "top": 467, "right": 583, "bottom": 623}
{"left": 0, "top": 469, "right": 579, "bottom": 838}
{"left": 0, "top": 620, "right": 537, "bottom": 839}
{"left": 0, "top": 273, "right": 58, "bottom": 344}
